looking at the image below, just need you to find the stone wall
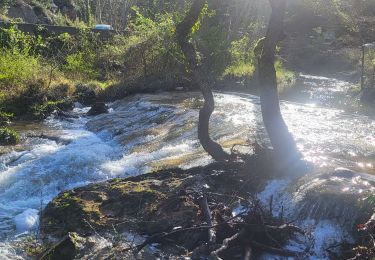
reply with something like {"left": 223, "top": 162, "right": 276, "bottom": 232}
{"left": 0, "top": 21, "right": 118, "bottom": 40}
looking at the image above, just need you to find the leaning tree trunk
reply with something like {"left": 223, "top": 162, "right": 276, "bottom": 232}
{"left": 258, "top": 0, "right": 301, "bottom": 166}
{"left": 176, "top": 0, "right": 230, "bottom": 162}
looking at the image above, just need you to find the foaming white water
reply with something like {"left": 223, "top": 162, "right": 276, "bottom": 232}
{"left": 0, "top": 75, "right": 374, "bottom": 258}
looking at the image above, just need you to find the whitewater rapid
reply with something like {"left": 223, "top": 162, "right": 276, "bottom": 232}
{"left": 0, "top": 74, "right": 374, "bottom": 259}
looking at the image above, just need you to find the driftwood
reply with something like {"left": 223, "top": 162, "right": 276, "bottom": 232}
{"left": 198, "top": 194, "right": 216, "bottom": 245}
{"left": 123, "top": 192, "right": 306, "bottom": 259}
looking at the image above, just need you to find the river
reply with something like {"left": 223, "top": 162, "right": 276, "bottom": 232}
{"left": 0, "top": 74, "right": 374, "bottom": 259}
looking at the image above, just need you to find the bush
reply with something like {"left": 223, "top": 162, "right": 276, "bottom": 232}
{"left": 64, "top": 51, "right": 98, "bottom": 80}
{"left": 275, "top": 60, "right": 296, "bottom": 92}
{"left": 0, "top": 127, "right": 20, "bottom": 145}
{"left": 31, "top": 98, "right": 74, "bottom": 120}
{"left": 0, "top": 49, "right": 43, "bottom": 91}
{"left": 48, "top": 82, "right": 76, "bottom": 100}
{"left": 223, "top": 36, "right": 256, "bottom": 79}
{"left": 74, "top": 83, "right": 100, "bottom": 106}
{"left": 0, "top": 112, "right": 13, "bottom": 126}
{"left": 3, "top": 80, "right": 47, "bottom": 117}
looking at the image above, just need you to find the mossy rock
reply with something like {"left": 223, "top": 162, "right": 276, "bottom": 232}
{"left": 41, "top": 162, "right": 257, "bottom": 245}
{"left": 0, "top": 127, "right": 20, "bottom": 145}
{"left": 41, "top": 169, "right": 199, "bottom": 238}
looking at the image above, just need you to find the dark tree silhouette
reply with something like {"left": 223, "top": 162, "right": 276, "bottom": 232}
{"left": 176, "top": 0, "right": 230, "bottom": 162}
{"left": 257, "top": 0, "right": 301, "bottom": 166}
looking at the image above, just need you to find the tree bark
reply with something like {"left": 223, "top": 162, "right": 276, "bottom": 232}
{"left": 257, "top": 0, "right": 301, "bottom": 166}
{"left": 176, "top": 0, "right": 230, "bottom": 162}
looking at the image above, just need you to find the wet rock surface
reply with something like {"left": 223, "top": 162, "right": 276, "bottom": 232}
{"left": 40, "top": 232, "right": 83, "bottom": 260}
{"left": 292, "top": 168, "right": 375, "bottom": 231}
{"left": 41, "top": 162, "right": 253, "bottom": 241}
{"left": 87, "top": 102, "right": 109, "bottom": 116}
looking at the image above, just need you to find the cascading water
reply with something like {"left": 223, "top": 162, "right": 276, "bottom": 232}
{"left": 0, "top": 74, "right": 374, "bottom": 259}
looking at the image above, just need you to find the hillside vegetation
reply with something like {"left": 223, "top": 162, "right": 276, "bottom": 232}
{"left": 0, "top": 0, "right": 374, "bottom": 130}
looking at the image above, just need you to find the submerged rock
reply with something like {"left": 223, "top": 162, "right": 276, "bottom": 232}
{"left": 87, "top": 102, "right": 109, "bottom": 116}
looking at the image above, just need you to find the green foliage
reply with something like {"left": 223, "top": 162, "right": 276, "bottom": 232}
{"left": 0, "top": 127, "right": 20, "bottom": 145}
{"left": 31, "top": 98, "right": 73, "bottom": 120}
{"left": 275, "top": 60, "right": 296, "bottom": 91}
{"left": 0, "top": 49, "right": 43, "bottom": 91}
{"left": 223, "top": 36, "right": 256, "bottom": 78}
{"left": 0, "top": 112, "right": 13, "bottom": 126}
{"left": 192, "top": 4, "right": 215, "bottom": 34}
{"left": 0, "top": 0, "right": 10, "bottom": 14}
{"left": 102, "top": 7, "right": 180, "bottom": 82}
{"left": 64, "top": 51, "right": 98, "bottom": 79}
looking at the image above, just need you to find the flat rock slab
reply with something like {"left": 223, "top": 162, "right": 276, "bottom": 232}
{"left": 40, "top": 161, "right": 254, "bottom": 248}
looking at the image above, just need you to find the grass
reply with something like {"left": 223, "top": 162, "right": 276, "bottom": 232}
{"left": 276, "top": 60, "right": 297, "bottom": 93}
{"left": 223, "top": 62, "right": 255, "bottom": 78}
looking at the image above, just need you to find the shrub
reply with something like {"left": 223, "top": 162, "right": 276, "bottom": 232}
{"left": 74, "top": 83, "right": 100, "bottom": 106}
{"left": 31, "top": 98, "right": 74, "bottom": 120}
{"left": 275, "top": 60, "right": 296, "bottom": 92}
{"left": 0, "top": 49, "right": 43, "bottom": 91}
{"left": 0, "top": 127, "right": 20, "bottom": 145}
{"left": 64, "top": 51, "right": 98, "bottom": 80}
{"left": 3, "top": 79, "right": 47, "bottom": 117}
{"left": 223, "top": 36, "right": 256, "bottom": 79}
{"left": 0, "top": 112, "right": 13, "bottom": 126}
{"left": 48, "top": 82, "right": 76, "bottom": 100}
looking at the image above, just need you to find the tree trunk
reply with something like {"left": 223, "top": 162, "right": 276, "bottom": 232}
{"left": 176, "top": 0, "right": 230, "bottom": 162}
{"left": 258, "top": 0, "right": 301, "bottom": 166}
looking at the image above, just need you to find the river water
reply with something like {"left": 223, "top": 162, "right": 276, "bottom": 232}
{"left": 0, "top": 74, "right": 374, "bottom": 259}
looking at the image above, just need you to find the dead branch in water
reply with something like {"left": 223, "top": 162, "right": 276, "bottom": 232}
{"left": 122, "top": 192, "right": 306, "bottom": 259}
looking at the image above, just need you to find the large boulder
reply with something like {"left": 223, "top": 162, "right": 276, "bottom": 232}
{"left": 53, "top": 0, "right": 78, "bottom": 20}
{"left": 7, "top": 2, "right": 38, "bottom": 23}
{"left": 40, "top": 162, "right": 252, "bottom": 250}
{"left": 7, "top": 1, "right": 52, "bottom": 24}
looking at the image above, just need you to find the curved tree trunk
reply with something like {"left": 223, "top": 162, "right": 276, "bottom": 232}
{"left": 176, "top": 0, "right": 230, "bottom": 162}
{"left": 258, "top": 0, "right": 301, "bottom": 166}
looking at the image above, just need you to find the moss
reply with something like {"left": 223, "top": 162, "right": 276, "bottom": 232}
{"left": 41, "top": 162, "right": 255, "bottom": 241}
{"left": 0, "top": 127, "right": 20, "bottom": 145}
